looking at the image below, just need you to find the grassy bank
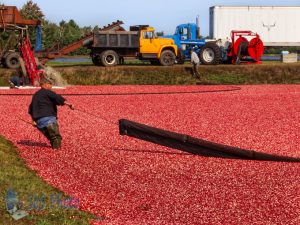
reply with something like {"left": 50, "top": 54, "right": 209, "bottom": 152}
{"left": 0, "top": 136, "right": 95, "bottom": 224}
{"left": 56, "top": 63, "right": 300, "bottom": 85}
{"left": 0, "top": 68, "right": 12, "bottom": 86}
{"left": 1, "top": 62, "right": 300, "bottom": 86}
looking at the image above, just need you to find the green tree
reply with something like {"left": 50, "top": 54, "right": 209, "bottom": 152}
{"left": 19, "top": 1, "right": 44, "bottom": 47}
{"left": 58, "top": 20, "right": 79, "bottom": 47}
{"left": 20, "top": 0, "right": 44, "bottom": 20}
{"left": 42, "top": 20, "right": 60, "bottom": 50}
{"left": 82, "top": 26, "right": 93, "bottom": 36}
{"left": 58, "top": 19, "right": 90, "bottom": 55}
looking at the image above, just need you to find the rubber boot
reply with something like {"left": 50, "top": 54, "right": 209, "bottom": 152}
{"left": 46, "top": 123, "right": 62, "bottom": 149}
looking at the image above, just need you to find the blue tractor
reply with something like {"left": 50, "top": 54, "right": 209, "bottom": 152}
{"left": 164, "top": 19, "right": 222, "bottom": 65}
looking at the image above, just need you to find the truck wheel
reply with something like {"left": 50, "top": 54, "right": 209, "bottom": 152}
{"left": 199, "top": 42, "right": 221, "bottom": 65}
{"left": 177, "top": 50, "right": 185, "bottom": 64}
{"left": 101, "top": 50, "right": 119, "bottom": 67}
{"left": 5, "top": 52, "right": 21, "bottom": 69}
{"left": 150, "top": 60, "right": 160, "bottom": 65}
{"left": 159, "top": 50, "right": 176, "bottom": 66}
{"left": 92, "top": 55, "right": 102, "bottom": 66}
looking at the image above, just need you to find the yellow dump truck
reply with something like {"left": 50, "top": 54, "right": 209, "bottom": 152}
{"left": 90, "top": 25, "right": 178, "bottom": 66}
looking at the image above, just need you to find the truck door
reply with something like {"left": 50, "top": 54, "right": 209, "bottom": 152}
{"left": 178, "top": 27, "right": 190, "bottom": 40}
{"left": 139, "top": 31, "right": 159, "bottom": 54}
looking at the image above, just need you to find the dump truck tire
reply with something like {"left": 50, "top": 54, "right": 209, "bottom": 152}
{"left": 150, "top": 60, "right": 160, "bottom": 65}
{"left": 100, "top": 50, "right": 119, "bottom": 67}
{"left": 92, "top": 55, "right": 102, "bottom": 66}
{"left": 177, "top": 50, "right": 185, "bottom": 64}
{"left": 5, "top": 52, "right": 21, "bottom": 69}
{"left": 199, "top": 42, "right": 221, "bottom": 65}
{"left": 159, "top": 50, "right": 176, "bottom": 66}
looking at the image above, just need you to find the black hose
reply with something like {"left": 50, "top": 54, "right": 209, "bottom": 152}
{"left": 0, "top": 86, "right": 242, "bottom": 96}
{"left": 119, "top": 119, "right": 300, "bottom": 163}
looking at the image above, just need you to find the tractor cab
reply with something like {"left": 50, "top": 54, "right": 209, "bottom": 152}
{"left": 163, "top": 23, "right": 206, "bottom": 63}
{"left": 175, "top": 23, "right": 199, "bottom": 40}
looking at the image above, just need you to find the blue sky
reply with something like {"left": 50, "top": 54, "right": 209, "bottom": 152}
{"left": 2, "top": 0, "right": 300, "bottom": 35}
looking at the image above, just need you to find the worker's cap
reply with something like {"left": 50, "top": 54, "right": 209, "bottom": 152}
{"left": 40, "top": 77, "right": 53, "bottom": 85}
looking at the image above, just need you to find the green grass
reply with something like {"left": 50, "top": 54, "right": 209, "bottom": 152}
{"left": 1, "top": 61, "right": 300, "bottom": 86}
{"left": 45, "top": 58, "right": 150, "bottom": 68}
{"left": 0, "top": 136, "right": 96, "bottom": 224}
{"left": 46, "top": 61, "right": 93, "bottom": 67}
{"left": 0, "top": 68, "right": 11, "bottom": 86}
{"left": 56, "top": 63, "right": 300, "bottom": 85}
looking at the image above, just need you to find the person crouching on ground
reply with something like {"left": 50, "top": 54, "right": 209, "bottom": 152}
{"left": 28, "top": 77, "right": 74, "bottom": 149}
{"left": 190, "top": 48, "right": 201, "bottom": 79}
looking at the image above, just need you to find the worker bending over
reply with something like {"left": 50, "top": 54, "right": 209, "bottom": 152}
{"left": 28, "top": 77, "right": 74, "bottom": 149}
{"left": 190, "top": 48, "right": 201, "bottom": 79}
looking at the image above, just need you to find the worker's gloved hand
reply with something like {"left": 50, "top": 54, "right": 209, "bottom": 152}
{"left": 69, "top": 104, "right": 75, "bottom": 110}
{"left": 65, "top": 102, "right": 74, "bottom": 110}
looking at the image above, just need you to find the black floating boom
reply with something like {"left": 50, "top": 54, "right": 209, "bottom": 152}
{"left": 119, "top": 119, "right": 300, "bottom": 162}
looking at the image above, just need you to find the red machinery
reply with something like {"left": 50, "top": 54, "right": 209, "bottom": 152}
{"left": 0, "top": 6, "right": 40, "bottom": 29}
{"left": 0, "top": 5, "right": 44, "bottom": 85}
{"left": 228, "top": 30, "right": 264, "bottom": 64}
{"left": 0, "top": 6, "right": 41, "bottom": 69}
{"left": 19, "top": 36, "right": 44, "bottom": 86}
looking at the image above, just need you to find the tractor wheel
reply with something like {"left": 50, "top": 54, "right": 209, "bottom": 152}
{"left": 100, "top": 50, "right": 119, "bottom": 67}
{"left": 1, "top": 57, "right": 6, "bottom": 67}
{"left": 199, "top": 42, "right": 221, "bottom": 65}
{"left": 159, "top": 50, "right": 176, "bottom": 66}
{"left": 5, "top": 52, "right": 21, "bottom": 69}
{"left": 1, "top": 52, "right": 10, "bottom": 67}
{"left": 19, "top": 57, "right": 27, "bottom": 77}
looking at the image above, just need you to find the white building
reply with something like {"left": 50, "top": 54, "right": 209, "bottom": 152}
{"left": 209, "top": 6, "right": 300, "bottom": 46}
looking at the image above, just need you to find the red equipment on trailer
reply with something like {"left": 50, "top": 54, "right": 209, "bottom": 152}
{"left": 228, "top": 30, "right": 264, "bottom": 64}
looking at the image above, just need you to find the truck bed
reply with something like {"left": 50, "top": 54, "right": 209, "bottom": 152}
{"left": 93, "top": 31, "right": 139, "bottom": 48}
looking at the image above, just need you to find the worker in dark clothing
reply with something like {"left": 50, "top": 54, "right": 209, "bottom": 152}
{"left": 9, "top": 69, "right": 27, "bottom": 88}
{"left": 28, "top": 77, "right": 74, "bottom": 149}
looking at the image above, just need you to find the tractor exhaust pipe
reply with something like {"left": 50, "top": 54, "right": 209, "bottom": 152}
{"left": 196, "top": 16, "right": 200, "bottom": 39}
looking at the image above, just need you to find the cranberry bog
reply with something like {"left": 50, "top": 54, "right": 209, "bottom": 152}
{"left": 0, "top": 84, "right": 299, "bottom": 224}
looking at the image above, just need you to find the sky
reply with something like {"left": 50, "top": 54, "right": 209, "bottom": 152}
{"left": 2, "top": 0, "right": 300, "bottom": 35}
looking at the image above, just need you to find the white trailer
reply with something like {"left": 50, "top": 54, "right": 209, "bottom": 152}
{"left": 209, "top": 6, "right": 300, "bottom": 46}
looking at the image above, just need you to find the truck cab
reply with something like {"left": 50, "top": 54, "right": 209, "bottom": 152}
{"left": 134, "top": 25, "right": 178, "bottom": 66}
